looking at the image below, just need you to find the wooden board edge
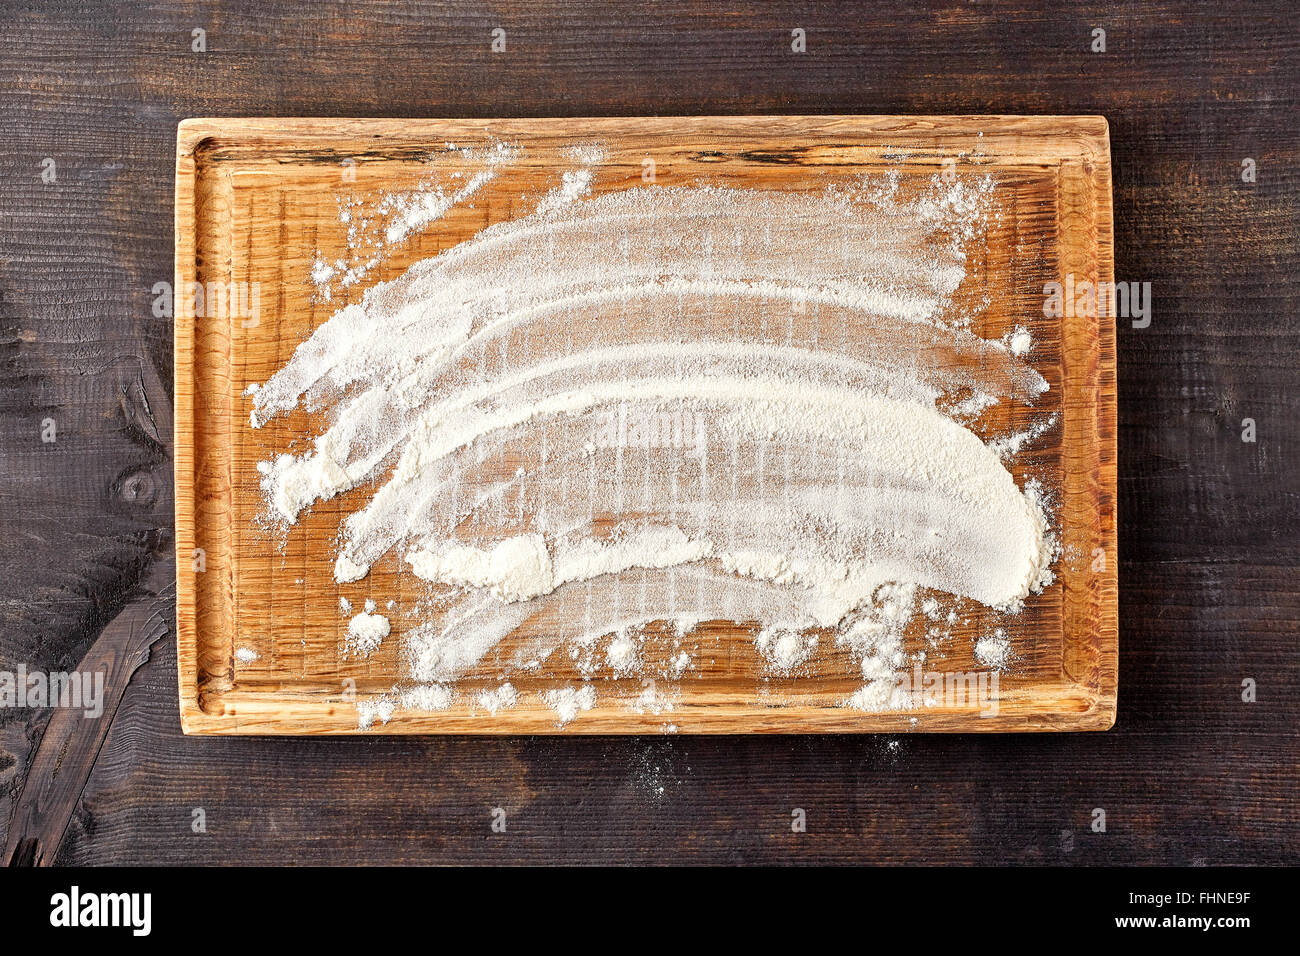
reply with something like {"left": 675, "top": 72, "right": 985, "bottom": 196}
{"left": 174, "top": 120, "right": 201, "bottom": 734}
{"left": 181, "top": 668, "right": 1113, "bottom": 735}
{"left": 1056, "top": 117, "right": 1118, "bottom": 733}
{"left": 178, "top": 697, "right": 1118, "bottom": 738}
{"left": 171, "top": 114, "right": 1112, "bottom": 159}
{"left": 1093, "top": 115, "right": 1119, "bottom": 732}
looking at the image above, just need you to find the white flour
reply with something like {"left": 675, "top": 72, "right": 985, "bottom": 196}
{"left": 475, "top": 681, "right": 519, "bottom": 715}
{"left": 534, "top": 144, "right": 604, "bottom": 214}
{"left": 1006, "top": 326, "right": 1033, "bottom": 356}
{"left": 250, "top": 148, "right": 1059, "bottom": 727}
{"left": 628, "top": 682, "right": 675, "bottom": 715}
{"left": 398, "top": 683, "right": 454, "bottom": 712}
{"left": 755, "top": 626, "right": 818, "bottom": 673}
{"left": 989, "top": 413, "right": 1060, "bottom": 459}
{"left": 405, "top": 524, "right": 714, "bottom": 603}
{"left": 974, "top": 629, "right": 1014, "bottom": 670}
{"left": 543, "top": 685, "right": 597, "bottom": 726}
{"left": 311, "top": 141, "right": 519, "bottom": 300}
{"left": 344, "top": 601, "right": 390, "bottom": 658}
{"left": 356, "top": 694, "right": 396, "bottom": 729}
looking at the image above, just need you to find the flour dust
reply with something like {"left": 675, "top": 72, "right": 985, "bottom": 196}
{"left": 246, "top": 141, "right": 1059, "bottom": 729}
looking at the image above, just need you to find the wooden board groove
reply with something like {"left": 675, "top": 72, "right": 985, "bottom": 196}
{"left": 174, "top": 115, "right": 1116, "bottom": 734}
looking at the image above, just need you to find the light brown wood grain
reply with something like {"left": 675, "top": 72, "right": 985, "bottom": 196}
{"left": 174, "top": 115, "right": 1116, "bottom": 734}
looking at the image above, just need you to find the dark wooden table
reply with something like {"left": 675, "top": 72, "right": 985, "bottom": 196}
{"left": 1, "top": 1, "right": 1295, "bottom": 865}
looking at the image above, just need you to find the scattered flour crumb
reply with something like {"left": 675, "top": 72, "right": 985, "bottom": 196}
{"left": 535, "top": 168, "right": 596, "bottom": 215}
{"left": 668, "top": 651, "right": 691, "bottom": 677}
{"left": 606, "top": 632, "right": 640, "bottom": 675}
{"left": 1007, "top": 326, "right": 1033, "bottom": 356}
{"left": 627, "top": 682, "right": 675, "bottom": 715}
{"left": 988, "top": 412, "right": 1060, "bottom": 459}
{"left": 345, "top": 608, "right": 391, "bottom": 657}
{"left": 476, "top": 682, "right": 519, "bottom": 715}
{"left": 844, "top": 679, "right": 915, "bottom": 713}
{"left": 755, "top": 626, "right": 817, "bottom": 673}
{"left": 948, "top": 389, "right": 999, "bottom": 419}
{"left": 543, "top": 685, "right": 597, "bottom": 726}
{"left": 399, "top": 683, "right": 455, "bottom": 711}
{"left": 974, "top": 629, "right": 1013, "bottom": 670}
{"left": 357, "top": 694, "right": 396, "bottom": 729}
{"left": 334, "top": 555, "right": 369, "bottom": 584}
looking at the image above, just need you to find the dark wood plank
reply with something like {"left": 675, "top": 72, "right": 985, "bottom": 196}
{"left": 3, "top": 556, "right": 173, "bottom": 866}
{"left": 0, "top": 0, "right": 1296, "bottom": 864}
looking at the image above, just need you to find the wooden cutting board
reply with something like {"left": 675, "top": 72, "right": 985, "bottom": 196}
{"left": 174, "top": 115, "right": 1116, "bottom": 734}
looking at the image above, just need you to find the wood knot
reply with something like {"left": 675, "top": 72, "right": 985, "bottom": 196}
{"left": 115, "top": 467, "right": 158, "bottom": 507}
